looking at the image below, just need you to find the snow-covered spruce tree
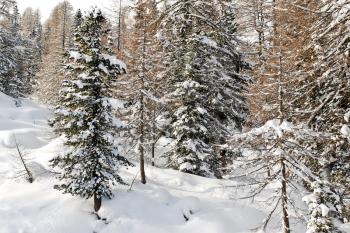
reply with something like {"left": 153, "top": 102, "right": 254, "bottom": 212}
{"left": 72, "top": 9, "right": 82, "bottom": 31}
{"left": 159, "top": 0, "right": 248, "bottom": 177}
{"left": 0, "top": 0, "right": 39, "bottom": 103}
{"left": 0, "top": 0, "right": 19, "bottom": 97}
{"left": 50, "top": 8, "right": 130, "bottom": 213}
{"left": 303, "top": 181, "right": 342, "bottom": 233}
{"left": 0, "top": 29, "right": 18, "bottom": 95}
{"left": 125, "top": 0, "right": 160, "bottom": 184}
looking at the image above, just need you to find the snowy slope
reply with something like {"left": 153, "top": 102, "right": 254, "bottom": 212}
{"left": 0, "top": 93, "right": 349, "bottom": 233}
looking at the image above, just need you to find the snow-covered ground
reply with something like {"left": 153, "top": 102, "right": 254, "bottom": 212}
{"left": 1, "top": 93, "right": 349, "bottom": 233}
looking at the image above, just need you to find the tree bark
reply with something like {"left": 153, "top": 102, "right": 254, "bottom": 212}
{"left": 117, "top": 0, "right": 122, "bottom": 51}
{"left": 15, "top": 137, "right": 33, "bottom": 183}
{"left": 281, "top": 158, "right": 290, "bottom": 233}
{"left": 94, "top": 192, "right": 102, "bottom": 212}
{"left": 151, "top": 109, "right": 156, "bottom": 167}
{"left": 139, "top": 14, "right": 147, "bottom": 185}
{"left": 140, "top": 103, "right": 146, "bottom": 184}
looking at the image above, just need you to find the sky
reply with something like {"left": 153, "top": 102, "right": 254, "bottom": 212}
{"left": 16, "top": 0, "right": 117, "bottom": 22}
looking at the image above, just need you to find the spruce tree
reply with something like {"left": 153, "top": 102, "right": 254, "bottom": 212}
{"left": 50, "top": 8, "right": 130, "bottom": 212}
{"left": 159, "top": 0, "right": 248, "bottom": 177}
{"left": 0, "top": 0, "right": 39, "bottom": 102}
{"left": 73, "top": 9, "right": 82, "bottom": 31}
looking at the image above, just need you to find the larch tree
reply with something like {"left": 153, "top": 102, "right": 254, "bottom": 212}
{"left": 36, "top": 0, "right": 73, "bottom": 104}
{"left": 293, "top": 0, "right": 350, "bottom": 132}
{"left": 292, "top": 0, "right": 350, "bottom": 223}
{"left": 231, "top": 0, "right": 349, "bottom": 231}
{"left": 239, "top": 0, "right": 319, "bottom": 126}
{"left": 125, "top": 0, "right": 160, "bottom": 184}
{"left": 229, "top": 118, "right": 343, "bottom": 233}
{"left": 50, "top": 8, "right": 130, "bottom": 213}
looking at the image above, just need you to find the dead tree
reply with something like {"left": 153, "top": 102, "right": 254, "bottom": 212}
{"left": 13, "top": 135, "right": 34, "bottom": 183}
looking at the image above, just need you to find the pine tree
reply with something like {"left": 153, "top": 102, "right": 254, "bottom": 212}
{"left": 50, "top": 8, "right": 130, "bottom": 212}
{"left": 159, "top": 0, "right": 248, "bottom": 177}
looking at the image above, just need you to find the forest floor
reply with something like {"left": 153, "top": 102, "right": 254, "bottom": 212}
{"left": 1, "top": 92, "right": 350, "bottom": 233}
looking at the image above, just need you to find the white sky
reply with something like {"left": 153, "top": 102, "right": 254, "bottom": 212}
{"left": 17, "top": 0, "right": 117, "bottom": 22}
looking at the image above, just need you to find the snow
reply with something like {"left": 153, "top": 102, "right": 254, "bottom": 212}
{"left": 69, "top": 51, "right": 93, "bottom": 63}
{"left": 302, "top": 194, "right": 317, "bottom": 204}
{"left": 0, "top": 92, "right": 348, "bottom": 233}
{"left": 345, "top": 111, "right": 350, "bottom": 123}
{"left": 69, "top": 51, "right": 81, "bottom": 60}
{"left": 102, "top": 53, "right": 127, "bottom": 71}
{"left": 341, "top": 124, "right": 350, "bottom": 136}
{"left": 179, "top": 162, "right": 194, "bottom": 171}
{"left": 319, "top": 204, "right": 330, "bottom": 217}
{"left": 0, "top": 92, "right": 267, "bottom": 233}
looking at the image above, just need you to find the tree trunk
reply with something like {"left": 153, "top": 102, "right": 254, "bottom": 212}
{"left": 61, "top": 2, "right": 67, "bottom": 51}
{"left": 151, "top": 109, "right": 156, "bottom": 167}
{"left": 138, "top": 83, "right": 146, "bottom": 184}
{"left": 94, "top": 192, "right": 102, "bottom": 212}
{"left": 281, "top": 158, "right": 290, "bottom": 233}
{"left": 140, "top": 104, "right": 146, "bottom": 184}
{"left": 117, "top": 0, "right": 122, "bottom": 51}
{"left": 139, "top": 14, "right": 147, "bottom": 185}
{"left": 151, "top": 143, "right": 155, "bottom": 167}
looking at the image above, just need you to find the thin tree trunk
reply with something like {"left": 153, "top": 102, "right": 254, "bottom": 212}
{"left": 281, "top": 158, "right": 290, "bottom": 233}
{"left": 151, "top": 146, "right": 155, "bottom": 166}
{"left": 139, "top": 13, "right": 147, "bottom": 185}
{"left": 151, "top": 109, "right": 156, "bottom": 167}
{"left": 117, "top": 0, "right": 122, "bottom": 51}
{"left": 61, "top": 2, "right": 67, "bottom": 51}
{"left": 140, "top": 100, "right": 146, "bottom": 184}
{"left": 94, "top": 192, "right": 102, "bottom": 212}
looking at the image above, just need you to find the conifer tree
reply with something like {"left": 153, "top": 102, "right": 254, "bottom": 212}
{"left": 50, "top": 8, "right": 130, "bottom": 213}
{"left": 72, "top": 9, "right": 82, "bottom": 31}
{"left": 36, "top": 1, "right": 73, "bottom": 104}
{"left": 124, "top": 0, "right": 160, "bottom": 184}
{"left": 229, "top": 118, "right": 345, "bottom": 233}
{"left": 159, "top": 0, "right": 248, "bottom": 177}
{"left": 292, "top": 0, "right": 350, "bottom": 222}
{"left": 294, "top": 0, "right": 350, "bottom": 132}
{"left": 0, "top": 0, "right": 40, "bottom": 102}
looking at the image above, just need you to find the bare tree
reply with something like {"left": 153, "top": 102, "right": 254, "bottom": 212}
{"left": 12, "top": 135, "right": 34, "bottom": 183}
